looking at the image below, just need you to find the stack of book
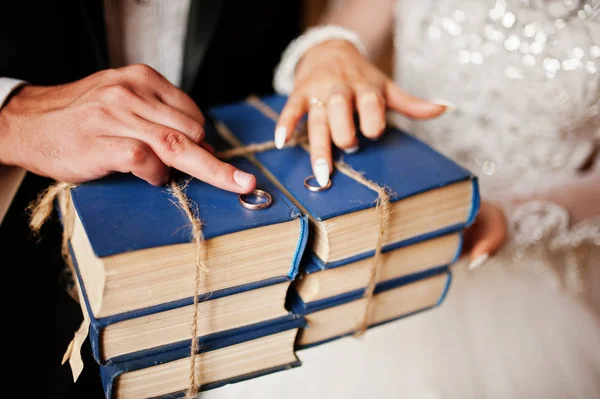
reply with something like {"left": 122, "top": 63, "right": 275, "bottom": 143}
{"left": 59, "top": 95, "right": 479, "bottom": 398}
{"left": 211, "top": 96, "right": 479, "bottom": 349}
{"left": 62, "top": 126, "right": 309, "bottom": 398}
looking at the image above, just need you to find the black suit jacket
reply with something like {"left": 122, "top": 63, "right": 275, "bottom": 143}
{"left": 0, "top": 0, "right": 302, "bottom": 106}
{"left": 0, "top": 1, "right": 302, "bottom": 397}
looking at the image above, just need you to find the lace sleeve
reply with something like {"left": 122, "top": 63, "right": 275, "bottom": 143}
{"left": 510, "top": 200, "right": 599, "bottom": 251}
{"left": 509, "top": 148, "right": 599, "bottom": 243}
{"left": 501, "top": 147, "right": 599, "bottom": 294}
{"left": 507, "top": 198, "right": 599, "bottom": 294}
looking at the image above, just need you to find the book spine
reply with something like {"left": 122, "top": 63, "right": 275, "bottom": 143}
{"left": 288, "top": 215, "right": 309, "bottom": 279}
{"left": 466, "top": 177, "right": 481, "bottom": 227}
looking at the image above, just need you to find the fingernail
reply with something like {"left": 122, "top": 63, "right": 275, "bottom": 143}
{"left": 468, "top": 253, "right": 489, "bottom": 271}
{"left": 233, "top": 170, "right": 254, "bottom": 189}
{"left": 314, "top": 158, "right": 330, "bottom": 187}
{"left": 430, "top": 98, "right": 456, "bottom": 111}
{"left": 274, "top": 127, "right": 287, "bottom": 149}
{"left": 344, "top": 144, "right": 360, "bottom": 154}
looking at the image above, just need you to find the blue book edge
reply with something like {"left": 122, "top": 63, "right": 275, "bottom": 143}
{"left": 304, "top": 178, "right": 479, "bottom": 272}
{"left": 69, "top": 214, "right": 308, "bottom": 365}
{"left": 100, "top": 317, "right": 306, "bottom": 399}
{"left": 295, "top": 271, "right": 453, "bottom": 350}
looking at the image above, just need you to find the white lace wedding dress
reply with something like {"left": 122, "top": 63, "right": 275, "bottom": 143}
{"left": 206, "top": 1, "right": 600, "bottom": 398}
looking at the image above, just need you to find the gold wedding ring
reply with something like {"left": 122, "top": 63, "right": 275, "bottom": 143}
{"left": 238, "top": 189, "right": 273, "bottom": 211}
{"left": 304, "top": 175, "right": 332, "bottom": 192}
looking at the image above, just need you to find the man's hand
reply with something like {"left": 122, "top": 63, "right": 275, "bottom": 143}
{"left": 0, "top": 64, "right": 256, "bottom": 193}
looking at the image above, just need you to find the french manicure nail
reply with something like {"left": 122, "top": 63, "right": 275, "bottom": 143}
{"left": 468, "top": 253, "right": 489, "bottom": 271}
{"left": 274, "top": 127, "right": 287, "bottom": 149}
{"left": 344, "top": 144, "right": 360, "bottom": 154}
{"left": 233, "top": 170, "right": 254, "bottom": 189}
{"left": 314, "top": 158, "right": 330, "bottom": 187}
{"left": 430, "top": 98, "right": 456, "bottom": 111}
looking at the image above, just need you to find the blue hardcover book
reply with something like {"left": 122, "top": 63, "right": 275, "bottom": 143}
{"left": 290, "top": 268, "right": 452, "bottom": 349}
{"left": 210, "top": 95, "right": 480, "bottom": 268}
{"left": 61, "top": 122, "right": 309, "bottom": 363}
{"left": 100, "top": 317, "right": 306, "bottom": 399}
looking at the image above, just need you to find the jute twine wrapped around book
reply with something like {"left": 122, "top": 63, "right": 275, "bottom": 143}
{"left": 27, "top": 96, "right": 391, "bottom": 398}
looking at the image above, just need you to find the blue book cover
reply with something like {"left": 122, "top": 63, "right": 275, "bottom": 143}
{"left": 100, "top": 317, "right": 306, "bottom": 399}
{"left": 291, "top": 269, "right": 452, "bottom": 350}
{"left": 210, "top": 95, "right": 480, "bottom": 268}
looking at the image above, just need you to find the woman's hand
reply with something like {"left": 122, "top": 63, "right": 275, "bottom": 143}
{"left": 463, "top": 201, "right": 508, "bottom": 270}
{"left": 275, "top": 40, "right": 451, "bottom": 187}
{"left": 0, "top": 64, "right": 256, "bottom": 193}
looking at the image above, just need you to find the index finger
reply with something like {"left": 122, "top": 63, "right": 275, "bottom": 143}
{"left": 126, "top": 123, "right": 256, "bottom": 193}
{"left": 168, "top": 138, "right": 256, "bottom": 193}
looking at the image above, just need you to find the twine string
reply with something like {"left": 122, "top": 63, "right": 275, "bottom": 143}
{"left": 168, "top": 179, "right": 208, "bottom": 399}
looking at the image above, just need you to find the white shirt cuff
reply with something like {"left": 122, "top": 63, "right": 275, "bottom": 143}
{"left": 0, "top": 78, "right": 28, "bottom": 109}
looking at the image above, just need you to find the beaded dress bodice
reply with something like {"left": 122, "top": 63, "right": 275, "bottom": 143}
{"left": 394, "top": 0, "right": 599, "bottom": 291}
{"left": 394, "top": 0, "right": 599, "bottom": 199}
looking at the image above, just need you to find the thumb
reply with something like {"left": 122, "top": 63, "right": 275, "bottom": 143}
{"left": 384, "top": 79, "right": 453, "bottom": 119}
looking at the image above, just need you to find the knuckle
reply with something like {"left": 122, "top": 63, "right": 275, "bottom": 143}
{"left": 358, "top": 91, "right": 384, "bottom": 107}
{"left": 100, "top": 68, "right": 119, "bottom": 81}
{"left": 125, "top": 143, "right": 149, "bottom": 166}
{"left": 328, "top": 93, "right": 349, "bottom": 108}
{"left": 160, "top": 129, "right": 188, "bottom": 154}
{"left": 102, "top": 84, "right": 132, "bottom": 104}
{"left": 127, "top": 63, "right": 158, "bottom": 79}
{"left": 286, "top": 95, "right": 305, "bottom": 108}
